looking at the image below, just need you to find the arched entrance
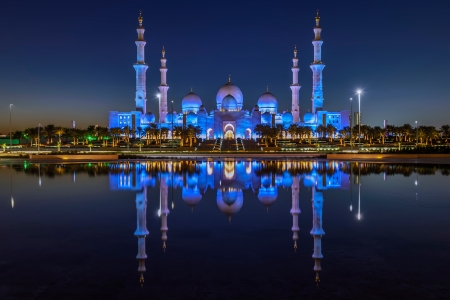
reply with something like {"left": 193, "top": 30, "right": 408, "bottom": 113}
{"left": 207, "top": 128, "right": 213, "bottom": 140}
{"left": 225, "top": 130, "right": 234, "bottom": 140}
{"left": 245, "top": 128, "right": 252, "bottom": 139}
{"left": 223, "top": 123, "right": 235, "bottom": 140}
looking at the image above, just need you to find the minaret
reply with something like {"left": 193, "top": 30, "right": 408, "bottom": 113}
{"left": 310, "top": 10, "right": 325, "bottom": 114}
{"left": 290, "top": 46, "right": 301, "bottom": 123}
{"left": 290, "top": 175, "right": 300, "bottom": 250}
{"left": 160, "top": 175, "right": 169, "bottom": 249}
{"left": 158, "top": 47, "right": 169, "bottom": 123}
{"left": 310, "top": 187, "right": 325, "bottom": 285}
{"left": 134, "top": 11, "right": 148, "bottom": 114}
{"left": 134, "top": 187, "right": 149, "bottom": 284}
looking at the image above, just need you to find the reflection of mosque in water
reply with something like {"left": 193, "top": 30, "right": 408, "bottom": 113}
{"left": 109, "top": 161, "right": 351, "bottom": 284}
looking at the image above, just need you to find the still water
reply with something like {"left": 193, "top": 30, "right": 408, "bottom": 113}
{"left": 0, "top": 160, "right": 449, "bottom": 299}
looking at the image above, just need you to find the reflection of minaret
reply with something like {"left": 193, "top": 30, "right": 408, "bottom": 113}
{"left": 134, "top": 187, "right": 149, "bottom": 284}
{"left": 10, "top": 164, "right": 14, "bottom": 209}
{"left": 310, "top": 187, "right": 325, "bottom": 284}
{"left": 310, "top": 10, "right": 325, "bottom": 114}
{"left": 160, "top": 176, "right": 169, "bottom": 249}
{"left": 38, "top": 163, "right": 42, "bottom": 187}
{"left": 290, "top": 175, "right": 300, "bottom": 250}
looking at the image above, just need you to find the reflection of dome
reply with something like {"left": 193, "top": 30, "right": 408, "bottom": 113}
{"left": 282, "top": 172, "right": 293, "bottom": 187}
{"left": 216, "top": 188, "right": 244, "bottom": 217}
{"left": 261, "top": 111, "right": 272, "bottom": 124}
{"left": 182, "top": 187, "right": 202, "bottom": 207}
{"left": 187, "top": 111, "right": 197, "bottom": 123}
{"left": 261, "top": 175, "right": 271, "bottom": 188}
{"left": 142, "top": 112, "right": 155, "bottom": 124}
{"left": 221, "top": 94, "right": 238, "bottom": 111}
{"left": 182, "top": 92, "right": 202, "bottom": 113}
{"left": 282, "top": 112, "right": 293, "bottom": 124}
{"left": 304, "top": 112, "right": 315, "bottom": 124}
{"left": 216, "top": 81, "right": 243, "bottom": 109}
{"left": 303, "top": 176, "right": 315, "bottom": 188}
{"left": 257, "top": 92, "right": 278, "bottom": 112}
{"left": 258, "top": 187, "right": 278, "bottom": 206}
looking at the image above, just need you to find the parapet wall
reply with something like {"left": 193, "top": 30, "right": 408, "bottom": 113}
{"left": 327, "top": 154, "right": 450, "bottom": 160}
{"left": 29, "top": 154, "right": 119, "bottom": 161}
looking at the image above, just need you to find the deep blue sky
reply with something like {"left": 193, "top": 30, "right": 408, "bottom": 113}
{"left": 1, "top": 0, "right": 449, "bottom": 132}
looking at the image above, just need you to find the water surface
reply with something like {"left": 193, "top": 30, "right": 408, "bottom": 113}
{"left": 0, "top": 160, "right": 449, "bottom": 299}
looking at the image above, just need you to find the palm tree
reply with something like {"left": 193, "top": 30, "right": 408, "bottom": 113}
{"left": 24, "top": 127, "right": 38, "bottom": 146}
{"left": 304, "top": 126, "right": 313, "bottom": 144}
{"left": 288, "top": 124, "right": 298, "bottom": 140}
{"left": 97, "top": 127, "right": 110, "bottom": 146}
{"left": 110, "top": 127, "right": 122, "bottom": 147}
{"left": 44, "top": 124, "right": 56, "bottom": 143}
{"left": 12, "top": 131, "right": 24, "bottom": 145}
{"left": 55, "top": 127, "right": 64, "bottom": 143}
{"left": 417, "top": 126, "right": 426, "bottom": 144}
{"left": 253, "top": 124, "right": 264, "bottom": 140}
{"left": 316, "top": 125, "right": 325, "bottom": 138}
{"left": 325, "top": 124, "right": 336, "bottom": 142}
{"left": 373, "top": 126, "right": 385, "bottom": 144}
{"left": 440, "top": 125, "right": 450, "bottom": 143}
{"left": 402, "top": 124, "right": 413, "bottom": 142}
{"left": 136, "top": 126, "right": 145, "bottom": 139}
{"left": 425, "top": 126, "right": 439, "bottom": 145}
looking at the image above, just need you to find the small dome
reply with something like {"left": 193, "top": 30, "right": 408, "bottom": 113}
{"left": 142, "top": 112, "right": 155, "bottom": 124}
{"left": 165, "top": 112, "right": 177, "bottom": 124}
{"left": 257, "top": 92, "right": 278, "bottom": 113}
{"left": 187, "top": 111, "right": 197, "bottom": 124}
{"left": 182, "top": 92, "right": 202, "bottom": 113}
{"left": 304, "top": 112, "right": 315, "bottom": 124}
{"left": 209, "top": 110, "right": 215, "bottom": 116}
{"left": 282, "top": 112, "right": 293, "bottom": 124}
{"left": 199, "top": 105, "right": 205, "bottom": 111}
{"left": 216, "top": 80, "right": 243, "bottom": 110}
{"left": 221, "top": 94, "right": 238, "bottom": 111}
{"left": 253, "top": 105, "right": 259, "bottom": 111}
{"left": 261, "top": 111, "right": 272, "bottom": 124}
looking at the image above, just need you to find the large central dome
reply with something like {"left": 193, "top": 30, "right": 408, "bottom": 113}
{"left": 216, "top": 79, "right": 243, "bottom": 110}
{"left": 221, "top": 94, "right": 238, "bottom": 111}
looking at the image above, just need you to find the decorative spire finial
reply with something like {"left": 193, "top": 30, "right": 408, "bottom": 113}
{"left": 266, "top": 86, "right": 269, "bottom": 92}
{"left": 228, "top": 74, "right": 231, "bottom": 83}
{"left": 162, "top": 45, "right": 165, "bottom": 58}
{"left": 138, "top": 10, "right": 143, "bottom": 27}
{"left": 294, "top": 45, "right": 297, "bottom": 58}
{"left": 190, "top": 86, "right": 193, "bottom": 92}
{"left": 315, "top": 10, "right": 320, "bottom": 27}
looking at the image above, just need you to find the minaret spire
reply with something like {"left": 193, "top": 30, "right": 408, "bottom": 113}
{"left": 134, "top": 11, "right": 148, "bottom": 114}
{"left": 311, "top": 10, "right": 325, "bottom": 114}
{"left": 158, "top": 46, "right": 169, "bottom": 122}
{"left": 134, "top": 187, "right": 149, "bottom": 284}
{"left": 290, "top": 45, "right": 301, "bottom": 123}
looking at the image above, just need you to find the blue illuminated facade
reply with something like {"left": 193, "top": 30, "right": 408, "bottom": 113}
{"left": 108, "top": 12, "right": 350, "bottom": 139}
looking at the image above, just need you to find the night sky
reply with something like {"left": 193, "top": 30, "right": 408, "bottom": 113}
{"left": 1, "top": 0, "right": 449, "bottom": 133}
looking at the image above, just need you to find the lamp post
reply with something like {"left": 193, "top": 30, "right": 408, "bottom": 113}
{"left": 357, "top": 90, "right": 362, "bottom": 151}
{"left": 171, "top": 100, "right": 174, "bottom": 151}
{"left": 415, "top": 120, "right": 418, "bottom": 145}
{"left": 9, "top": 104, "right": 13, "bottom": 152}
{"left": 350, "top": 98, "right": 353, "bottom": 151}
{"left": 38, "top": 123, "right": 41, "bottom": 154}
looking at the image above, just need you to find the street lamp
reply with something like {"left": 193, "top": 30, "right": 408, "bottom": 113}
{"left": 415, "top": 120, "right": 418, "bottom": 145}
{"left": 350, "top": 98, "right": 353, "bottom": 151}
{"left": 356, "top": 90, "right": 362, "bottom": 151}
{"left": 38, "top": 123, "right": 41, "bottom": 154}
{"left": 9, "top": 104, "right": 13, "bottom": 152}
{"left": 156, "top": 94, "right": 162, "bottom": 153}
{"left": 171, "top": 100, "right": 174, "bottom": 151}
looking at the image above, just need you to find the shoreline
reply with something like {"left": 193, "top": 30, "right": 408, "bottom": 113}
{"left": 1, "top": 152, "right": 450, "bottom": 164}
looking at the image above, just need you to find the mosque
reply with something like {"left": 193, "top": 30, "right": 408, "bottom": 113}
{"left": 108, "top": 11, "right": 350, "bottom": 139}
